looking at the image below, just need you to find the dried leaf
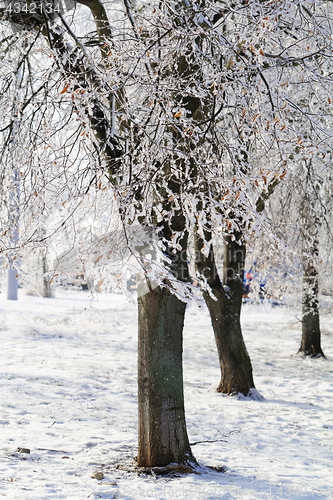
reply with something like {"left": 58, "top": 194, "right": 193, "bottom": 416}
{"left": 60, "top": 84, "right": 69, "bottom": 94}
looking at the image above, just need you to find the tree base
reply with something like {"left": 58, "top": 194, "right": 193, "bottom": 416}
{"left": 217, "top": 378, "right": 255, "bottom": 396}
{"left": 235, "top": 388, "right": 265, "bottom": 400}
{"left": 297, "top": 347, "right": 326, "bottom": 358}
{"left": 114, "top": 457, "right": 199, "bottom": 476}
{"left": 136, "top": 461, "right": 199, "bottom": 476}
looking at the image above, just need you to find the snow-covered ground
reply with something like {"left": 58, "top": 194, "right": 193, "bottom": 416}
{"left": 0, "top": 287, "right": 332, "bottom": 499}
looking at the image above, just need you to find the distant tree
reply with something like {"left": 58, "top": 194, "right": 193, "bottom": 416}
{"left": 299, "top": 174, "right": 325, "bottom": 357}
{"left": 250, "top": 157, "right": 332, "bottom": 358}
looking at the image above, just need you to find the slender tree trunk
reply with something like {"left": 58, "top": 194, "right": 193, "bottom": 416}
{"left": 42, "top": 253, "right": 51, "bottom": 298}
{"left": 7, "top": 267, "right": 18, "bottom": 301}
{"left": 299, "top": 238, "right": 324, "bottom": 357}
{"left": 298, "top": 190, "right": 325, "bottom": 358}
{"left": 195, "top": 232, "right": 255, "bottom": 395}
{"left": 7, "top": 170, "right": 20, "bottom": 301}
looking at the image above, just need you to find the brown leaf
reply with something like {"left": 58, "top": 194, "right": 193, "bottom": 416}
{"left": 60, "top": 84, "right": 69, "bottom": 94}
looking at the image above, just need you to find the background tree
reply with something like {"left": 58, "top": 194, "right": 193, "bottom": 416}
{"left": 254, "top": 157, "right": 332, "bottom": 357}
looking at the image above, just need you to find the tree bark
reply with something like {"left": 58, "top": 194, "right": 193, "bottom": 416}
{"left": 195, "top": 232, "right": 255, "bottom": 395}
{"left": 136, "top": 172, "right": 194, "bottom": 466}
{"left": 298, "top": 189, "right": 325, "bottom": 358}
{"left": 7, "top": 267, "right": 18, "bottom": 301}
{"left": 7, "top": 170, "right": 20, "bottom": 301}
{"left": 137, "top": 283, "right": 193, "bottom": 467}
{"left": 299, "top": 238, "right": 325, "bottom": 357}
{"left": 42, "top": 253, "right": 51, "bottom": 298}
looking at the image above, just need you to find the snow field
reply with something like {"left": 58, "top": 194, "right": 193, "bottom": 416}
{"left": 0, "top": 289, "right": 332, "bottom": 499}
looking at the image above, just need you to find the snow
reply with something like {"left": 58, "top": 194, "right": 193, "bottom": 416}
{"left": 0, "top": 287, "right": 332, "bottom": 499}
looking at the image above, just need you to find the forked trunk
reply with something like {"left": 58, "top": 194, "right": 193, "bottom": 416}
{"left": 195, "top": 233, "right": 255, "bottom": 395}
{"left": 299, "top": 239, "right": 324, "bottom": 357}
{"left": 137, "top": 284, "right": 193, "bottom": 466}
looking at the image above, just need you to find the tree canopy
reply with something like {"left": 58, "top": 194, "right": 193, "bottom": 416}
{"left": 0, "top": 0, "right": 332, "bottom": 295}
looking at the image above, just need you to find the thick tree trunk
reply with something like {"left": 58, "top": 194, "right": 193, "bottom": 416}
{"left": 137, "top": 284, "right": 193, "bottom": 467}
{"left": 195, "top": 232, "right": 255, "bottom": 395}
{"left": 299, "top": 239, "right": 324, "bottom": 357}
{"left": 137, "top": 199, "right": 194, "bottom": 466}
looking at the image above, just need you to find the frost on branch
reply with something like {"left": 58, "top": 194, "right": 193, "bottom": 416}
{"left": 0, "top": 0, "right": 332, "bottom": 298}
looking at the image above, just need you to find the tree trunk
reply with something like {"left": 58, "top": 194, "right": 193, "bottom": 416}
{"left": 7, "top": 170, "right": 20, "bottom": 301}
{"left": 7, "top": 267, "right": 18, "bottom": 301}
{"left": 42, "top": 253, "right": 51, "bottom": 298}
{"left": 299, "top": 238, "right": 324, "bottom": 357}
{"left": 137, "top": 284, "right": 193, "bottom": 467}
{"left": 137, "top": 200, "right": 194, "bottom": 466}
{"left": 195, "top": 232, "right": 255, "bottom": 395}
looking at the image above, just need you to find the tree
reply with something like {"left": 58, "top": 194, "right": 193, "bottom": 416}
{"left": 300, "top": 220, "right": 323, "bottom": 357}
{"left": 3, "top": 65, "right": 22, "bottom": 300}
{"left": 195, "top": 228, "right": 255, "bottom": 395}
{"left": 299, "top": 178, "right": 326, "bottom": 357}
{"left": 0, "top": 0, "right": 197, "bottom": 468}
{"left": 137, "top": 234, "right": 193, "bottom": 466}
{"left": 7, "top": 169, "right": 20, "bottom": 300}
{"left": 249, "top": 157, "right": 332, "bottom": 358}
{"left": 193, "top": 172, "right": 282, "bottom": 396}
{"left": 191, "top": 0, "right": 333, "bottom": 392}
